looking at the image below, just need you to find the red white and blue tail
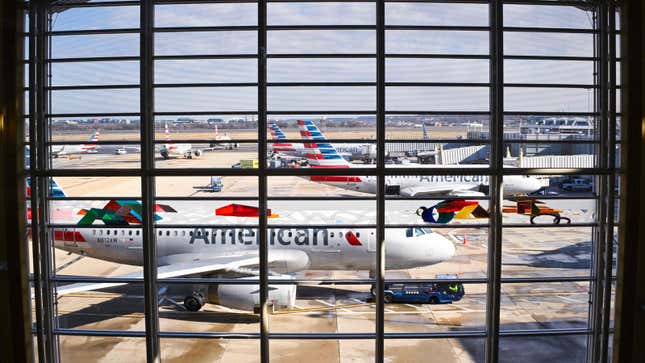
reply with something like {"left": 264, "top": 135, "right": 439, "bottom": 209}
{"left": 269, "top": 123, "right": 296, "bottom": 153}
{"left": 297, "top": 120, "right": 349, "bottom": 168}
{"left": 82, "top": 130, "right": 100, "bottom": 150}
{"left": 164, "top": 123, "right": 172, "bottom": 142}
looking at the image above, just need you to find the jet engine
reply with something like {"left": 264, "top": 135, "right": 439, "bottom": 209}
{"left": 215, "top": 276, "right": 296, "bottom": 311}
{"left": 193, "top": 149, "right": 202, "bottom": 158}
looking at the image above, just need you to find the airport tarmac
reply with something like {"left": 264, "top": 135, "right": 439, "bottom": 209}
{"left": 34, "top": 147, "right": 609, "bottom": 363}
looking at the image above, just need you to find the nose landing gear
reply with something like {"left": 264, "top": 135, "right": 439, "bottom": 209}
{"left": 184, "top": 291, "right": 206, "bottom": 312}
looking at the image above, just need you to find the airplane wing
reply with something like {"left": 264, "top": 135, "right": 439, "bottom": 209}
{"left": 400, "top": 186, "right": 485, "bottom": 198}
{"left": 52, "top": 250, "right": 309, "bottom": 296}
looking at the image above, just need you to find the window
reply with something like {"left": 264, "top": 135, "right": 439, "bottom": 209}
{"left": 26, "top": 1, "right": 619, "bottom": 362}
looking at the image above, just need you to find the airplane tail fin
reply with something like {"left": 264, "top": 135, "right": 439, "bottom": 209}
{"left": 269, "top": 123, "right": 296, "bottom": 153}
{"left": 164, "top": 122, "right": 172, "bottom": 142}
{"left": 88, "top": 130, "right": 100, "bottom": 142}
{"left": 297, "top": 119, "right": 349, "bottom": 167}
{"left": 26, "top": 177, "right": 66, "bottom": 198}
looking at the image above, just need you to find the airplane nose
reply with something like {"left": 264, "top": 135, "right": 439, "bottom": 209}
{"left": 428, "top": 235, "right": 456, "bottom": 263}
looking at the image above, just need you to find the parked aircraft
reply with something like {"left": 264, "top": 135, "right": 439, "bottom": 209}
{"left": 269, "top": 123, "right": 374, "bottom": 161}
{"left": 296, "top": 120, "right": 544, "bottom": 197}
{"left": 49, "top": 200, "right": 456, "bottom": 312}
{"left": 209, "top": 125, "right": 238, "bottom": 150}
{"left": 50, "top": 130, "right": 100, "bottom": 157}
{"left": 159, "top": 123, "right": 202, "bottom": 159}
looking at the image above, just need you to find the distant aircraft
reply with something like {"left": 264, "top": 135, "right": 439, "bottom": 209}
{"left": 48, "top": 200, "right": 456, "bottom": 312}
{"left": 209, "top": 125, "right": 238, "bottom": 150}
{"left": 50, "top": 130, "right": 100, "bottom": 157}
{"left": 159, "top": 123, "right": 202, "bottom": 159}
{"left": 297, "top": 120, "right": 543, "bottom": 197}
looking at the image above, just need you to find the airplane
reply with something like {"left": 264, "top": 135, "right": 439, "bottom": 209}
{"left": 269, "top": 122, "right": 375, "bottom": 161}
{"left": 50, "top": 130, "right": 100, "bottom": 157}
{"left": 296, "top": 120, "right": 544, "bottom": 198}
{"left": 209, "top": 125, "right": 238, "bottom": 150}
{"left": 46, "top": 200, "right": 457, "bottom": 312}
{"left": 159, "top": 123, "right": 202, "bottom": 159}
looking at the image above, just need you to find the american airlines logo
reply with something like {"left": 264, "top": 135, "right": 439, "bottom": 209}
{"left": 188, "top": 227, "right": 364, "bottom": 246}
{"left": 416, "top": 175, "right": 487, "bottom": 183}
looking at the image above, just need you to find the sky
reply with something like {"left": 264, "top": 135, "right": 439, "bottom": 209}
{"left": 33, "top": 2, "right": 607, "bottom": 117}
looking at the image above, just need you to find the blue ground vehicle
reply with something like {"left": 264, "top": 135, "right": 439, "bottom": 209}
{"left": 372, "top": 276, "right": 465, "bottom": 304}
{"left": 209, "top": 176, "right": 223, "bottom": 192}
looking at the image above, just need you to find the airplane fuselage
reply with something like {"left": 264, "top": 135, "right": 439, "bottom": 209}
{"left": 53, "top": 226, "right": 455, "bottom": 272}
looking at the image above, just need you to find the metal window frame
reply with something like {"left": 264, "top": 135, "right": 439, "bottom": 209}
{"left": 27, "top": 1, "right": 619, "bottom": 362}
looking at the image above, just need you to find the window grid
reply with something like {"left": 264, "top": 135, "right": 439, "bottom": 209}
{"left": 26, "top": 0, "right": 618, "bottom": 362}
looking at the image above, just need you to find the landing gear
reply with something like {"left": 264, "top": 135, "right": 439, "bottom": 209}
{"left": 184, "top": 292, "right": 206, "bottom": 312}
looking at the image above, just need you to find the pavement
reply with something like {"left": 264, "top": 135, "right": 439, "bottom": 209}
{"left": 33, "top": 148, "right": 610, "bottom": 363}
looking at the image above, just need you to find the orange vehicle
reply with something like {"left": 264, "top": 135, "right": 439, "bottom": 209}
{"left": 503, "top": 199, "right": 571, "bottom": 224}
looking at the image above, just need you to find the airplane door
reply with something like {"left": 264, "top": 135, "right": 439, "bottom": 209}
{"left": 367, "top": 231, "right": 376, "bottom": 252}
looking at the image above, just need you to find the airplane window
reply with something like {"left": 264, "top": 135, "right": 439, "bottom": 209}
{"left": 128, "top": 230, "right": 132, "bottom": 236}
{"left": 173, "top": 231, "right": 177, "bottom": 237}
{"left": 406, "top": 228, "right": 413, "bottom": 238}
{"left": 136, "top": 230, "right": 140, "bottom": 236}
{"left": 197, "top": 231, "right": 202, "bottom": 236}
{"left": 166, "top": 231, "right": 170, "bottom": 236}
{"left": 356, "top": 232, "right": 360, "bottom": 238}
{"left": 189, "top": 231, "right": 193, "bottom": 236}
{"left": 206, "top": 231, "right": 209, "bottom": 237}
{"left": 107, "top": 230, "right": 110, "bottom": 236}
{"left": 121, "top": 230, "right": 125, "bottom": 236}
{"left": 330, "top": 232, "right": 334, "bottom": 237}
{"left": 181, "top": 231, "right": 185, "bottom": 236}
{"left": 158, "top": 230, "right": 162, "bottom": 236}
{"left": 288, "top": 232, "right": 292, "bottom": 237}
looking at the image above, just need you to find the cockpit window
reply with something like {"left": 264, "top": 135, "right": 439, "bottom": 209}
{"left": 406, "top": 228, "right": 433, "bottom": 237}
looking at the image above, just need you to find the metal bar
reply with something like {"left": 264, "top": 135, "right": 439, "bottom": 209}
{"left": 376, "top": 0, "right": 386, "bottom": 361}
{"left": 590, "top": 4, "right": 606, "bottom": 361}
{"left": 503, "top": 26, "right": 595, "bottom": 34}
{"left": 140, "top": 0, "right": 160, "bottom": 362}
{"left": 27, "top": 2, "right": 45, "bottom": 360}
{"left": 42, "top": 167, "right": 615, "bottom": 177}
{"left": 267, "top": 53, "right": 375, "bottom": 58}
{"left": 385, "top": 25, "right": 489, "bottom": 31}
{"left": 34, "top": 2, "right": 57, "bottom": 361}
{"left": 498, "top": 329, "right": 592, "bottom": 337}
{"left": 257, "top": 0, "right": 270, "bottom": 361}
{"left": 154, "top": 111, "right": 258, "bottom": 116}
{"left": 486, "top": 0, "right": 503, "bottom": 361}
{"left": 154, "top": 54, "right": 258, "bottom": 60}
{"left": 49, "top": 1, "right": 140, "bottom": 9}
{"left": 45, "top": 222, "right": 600, "bottom": 229}
{"left": 51, "top": 274, "right": 596, "bottom": 285}
{"left": 386, "top": 53, "right": 489, "bottom": 59}
{"left": 48, "top": 56, "right": 140, "bottom": 63}
{"left": 48, "top": 112, "right": 141, "bottom": 118}
{"left": 48, "top": 84, "right": 140, "bottom": 91}
{"left": 47, "top": 28, "right": 140, "bottom": 36}
{"left": 600, "top": 4, "right": 617, "bottom": 361}
{"left": 154, "top": 26, "right": 258, "bottom": 32}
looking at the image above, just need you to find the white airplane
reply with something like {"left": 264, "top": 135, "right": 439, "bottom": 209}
{"left": 297, "top": 120, "right": 544, "bottom": 197}
{"left": 269, "top": 123, "right": 374, "bottom": 161}
{"left": 48, "top": 200, "right": 456, "bottom": 312}
{"left": 50, "top": 130, "right": 100, "bottom": 157}
{"left": 159, "top": 123, "right": 202, "bottom": 159}
{"left": 209, "top": 125, "right": 238, "bottom": 150}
